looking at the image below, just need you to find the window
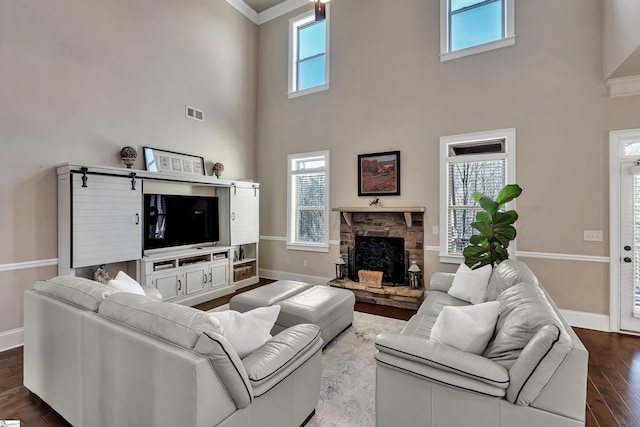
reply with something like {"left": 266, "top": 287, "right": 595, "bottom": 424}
{"left": 440, "top": 0, "right": 515, "bottom": 62}
{"left": 439, "top": 128, "right": 516, "bottom": 263}
{"left": 287, "top": 151, "right": 330, "bottom": 252}
{"left": 288, "top": 8, "right": 330, "bottom": 98}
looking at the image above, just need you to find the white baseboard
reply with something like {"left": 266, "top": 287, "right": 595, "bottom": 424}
{"left": 259, "top": 268, "right": 333, "bottom": 286}
{"left": 0, "top": 327, "right": 23, "bottom": 353}
{"left": 559, "top": 309, "right": 610, "bottom": 332}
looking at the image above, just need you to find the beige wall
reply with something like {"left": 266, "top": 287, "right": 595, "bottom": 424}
{"left": 255, "top": 0, "right": 640, "bottom": 315}
{"left": 0, "top": 0, "right": 257, "bottom": 341}
{"left": 603, "top": 0, "right": 640, "bottom": 78}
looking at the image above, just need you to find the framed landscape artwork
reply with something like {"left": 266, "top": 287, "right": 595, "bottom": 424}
{"left": 358, "top": 151, "right": 401, "bottom": 196}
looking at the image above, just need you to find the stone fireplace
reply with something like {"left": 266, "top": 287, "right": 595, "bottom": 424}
{"left": 329, "top": 207, "right": 426, "bottom": 309}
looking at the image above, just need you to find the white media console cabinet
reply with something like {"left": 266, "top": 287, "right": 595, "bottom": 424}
{"left": 57, "top": 163, "right": 260, "bottom": 306}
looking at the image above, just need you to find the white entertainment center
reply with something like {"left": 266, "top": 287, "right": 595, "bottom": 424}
{"left": 57, "top": 163, "right": 260, "bottom": 306}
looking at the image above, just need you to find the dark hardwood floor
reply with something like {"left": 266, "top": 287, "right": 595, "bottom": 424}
{"left": 1, "top": 281, "right": 639, "bottom": 426}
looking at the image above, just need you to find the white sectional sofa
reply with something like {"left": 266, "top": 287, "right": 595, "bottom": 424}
{"left": 375, "top": 259, "right": 588, "bottom": 427}
{"left": 24, "top": 276, "right": 323, "bottom": 427}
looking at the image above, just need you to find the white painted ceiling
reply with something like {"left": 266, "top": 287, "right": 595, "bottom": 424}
{"left": 244, "top": 0, "right": 287, "bottom": 13}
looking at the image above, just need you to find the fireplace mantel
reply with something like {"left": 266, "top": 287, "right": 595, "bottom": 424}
{"left": 332, "top": 206, "right": 426, "bottom": 227}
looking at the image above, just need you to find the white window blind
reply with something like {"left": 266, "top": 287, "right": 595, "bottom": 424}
{"left": 288, "top": 152, "right": 330, "bottom": 251}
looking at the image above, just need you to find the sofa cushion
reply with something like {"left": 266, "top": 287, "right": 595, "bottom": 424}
{"left": 209, "top": 306, "right": 281, "bottom": 358}
{"left": 34, "top": 276, "right": 119, "bottom": 312}
{"left": 430, "top": 301, "right": 500, "bottom": 354}
{"left": 506, "top": 324, "right": 571, "bottom": 405}
{"left": 484, "top": 259, "right": 539, "bottom": 302}
{"left": 417, "top": 291, "right": 470, "bottom": 317}
{"left": 193, "top": 331, "right": 254, "bottom": 409}
{"left": 108, "top": 271, "right": 146, "bottom": 295}
{"left": 483, "top": 282, "right": 561, "bottom": 365}
{"left": 98, "top": 292, "right": 225, "bottom": 350}
{"left": 448, "top": 263, "right": 492, "bottom": 304}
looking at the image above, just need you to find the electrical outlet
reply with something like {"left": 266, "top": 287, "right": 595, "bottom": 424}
{"left": 432, "top": 225, "right": 439, "bottom": 235}
{"left": 303, "top": 259, "right": 309, "bottom": 268}
{"left": 583, "top": 230, "right": 603, "bottom": 241}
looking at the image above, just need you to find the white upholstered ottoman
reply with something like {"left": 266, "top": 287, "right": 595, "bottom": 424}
{"left": 229, "top": 280, "right": 355, "bottom": 346}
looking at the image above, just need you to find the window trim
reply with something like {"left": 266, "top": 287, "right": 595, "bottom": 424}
{"left": 439, "top": 0, "right": 515, "bottom": 62}
{"left": 439, "top": 128, "right": 516, "bottom": 264}
{"left": 287, "top": 150, "right": 330, "bottom": 252}
{"left": 288, "top": 7, "right": 330, "bottom": 99}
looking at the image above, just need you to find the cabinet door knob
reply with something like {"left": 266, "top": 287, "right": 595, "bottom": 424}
{"left": 209, "top": 273, "right": 212, "bottom": 283}
{"left": 203, "top": 273, "right": 207, "bottom": 283}
{"left": 178, "top": 279, "right": 182, "bottom": 290}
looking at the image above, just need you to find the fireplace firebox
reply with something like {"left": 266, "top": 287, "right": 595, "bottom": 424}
{"left": 348, "top": 236, "right": 406, "bottom": 286}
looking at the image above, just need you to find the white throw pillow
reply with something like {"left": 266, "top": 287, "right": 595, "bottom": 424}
{"left": 429, "top": 301, "right": 500, "bottom": 355}
{"left": 448, "top": 263, "right": 493, "bottom": 304}
{"left": 209, "top": 305, "right": 281, "bottom": 358}
{"left": 108, "top": 271, "right": 145, "bottom": 295}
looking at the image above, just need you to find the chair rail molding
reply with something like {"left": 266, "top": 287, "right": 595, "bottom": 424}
{"left": 0, "top": 258, "right": 58, "bottom": 273}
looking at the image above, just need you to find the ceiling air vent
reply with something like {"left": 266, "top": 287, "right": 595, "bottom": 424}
{"left": 186, "top": 106, "right": 204, "bottom": 121}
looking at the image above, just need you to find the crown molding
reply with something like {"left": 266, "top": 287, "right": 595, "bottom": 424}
{"left": 225, "top": 0, "right": 259, "bottom": 24}
{"left": 258, "top": 0, "right": 310, "bottom": 24}
{"left": 226, "top": 0, "right": 311, "bottom": 25}
{"left": 606, "top": 75, "right": 640, "bottom": 97}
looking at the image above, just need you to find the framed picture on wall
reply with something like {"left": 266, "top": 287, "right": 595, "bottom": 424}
{"left": 358, "top": 150, "right": 401, "bottom": 196}
{"left": 143, "top": 147, "right": 205, "bottom": 176}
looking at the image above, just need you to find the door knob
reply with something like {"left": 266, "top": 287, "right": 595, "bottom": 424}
{"left": 624, "top": 246, "right": 632, "bottom": 251}
{"left": 624, "top": 257, "right": 632, "bottom": 263}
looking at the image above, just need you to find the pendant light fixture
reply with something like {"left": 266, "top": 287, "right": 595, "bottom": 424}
{"left": 313, "top": 0, "right": 330, "bottom": 22}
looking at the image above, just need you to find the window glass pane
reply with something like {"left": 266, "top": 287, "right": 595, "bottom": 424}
{"left": 451, "top": 1, "right": 502, "bottom": 51}
{"left": 624, "top": 142, "right": 640, "bottom": 157}
{"left": 296, "top": 210, "right": 326, "bottom": 243}
{"left": 448, "top": 159, "right": 505, "bottom": 254}
{"left": 296, "top": 158, "right": 325, "bottom": 170}
{"left": 298, "top": 55, "right": 326, "bottom": 91}
{"left": 295, "top": 173, "right": 325, "bottom": 208}
{"left": 298, "top": 21, "right": 326, "bottom": 60}
{"left": 451, "top": 0, "right": 491, "bottom": 12}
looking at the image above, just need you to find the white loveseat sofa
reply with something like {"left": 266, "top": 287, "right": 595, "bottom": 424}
{"left": 375, "top": 259, "right": 588, "bottom": 427}
{"left": 24, "top": 276, "right": 323, "bottom": 427}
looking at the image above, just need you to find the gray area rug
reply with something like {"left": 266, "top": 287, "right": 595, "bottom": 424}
{"left": 307, "top": 312, "right": 407, "bottom": 427}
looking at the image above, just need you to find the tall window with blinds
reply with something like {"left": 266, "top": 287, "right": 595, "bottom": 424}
{"left": 287, "top": 151, "right": 330, "bottom": 252}
{"left": 440, "top": 129, "right": 516, "bottom": 262}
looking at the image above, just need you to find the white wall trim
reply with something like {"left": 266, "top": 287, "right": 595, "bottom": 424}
{"left": 225, "top": 0, "right": 259, "bottom": 24}
{"left": 606, "top": 75, "right": 640, "bottom": 97}
{"left": 259, "top": 268, "right": 333, "bottom": 286}
{"left": 258, "top": 0, "right": 309, "bottom": 25}
{"left": 559, "top": 309, "right": 610, "bottom": 332}
{"left": 426, "top": 245, "right": 609, "bottom": 263}
{"left": 225, "top": 0, "right": 310, "bottom": 25}
{"left": 516, "top": 251, "right": 609, "bottom": 263}
{"left": 0, "top": 327, "right": 24, "bottom": 353}
{"left": 0, "top": 258, "right": 58, "bottom": 273}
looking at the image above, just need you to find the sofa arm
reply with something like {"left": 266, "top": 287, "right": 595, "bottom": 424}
{"left": 142, "top": 286, "right": 163, "bottom": 301}
{"left": 375, "top": 333, "right": 509, "bottom": 396}
{"left": 242, "top": 324, "right": 323, "bottom": 397}
{"left": 430, "top": 272, "right": 455, "bottom": 292}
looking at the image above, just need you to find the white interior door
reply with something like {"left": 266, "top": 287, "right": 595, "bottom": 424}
{"left": 611, "top": 129, "right": 640, "bottom": 334}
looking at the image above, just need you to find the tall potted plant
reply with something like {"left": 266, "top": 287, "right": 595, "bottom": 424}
{"left": 463, "top": 184, "right": 523, "bottom": 269}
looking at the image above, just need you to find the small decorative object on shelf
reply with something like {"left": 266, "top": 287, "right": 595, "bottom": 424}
{"left": 94, "top": 264, "right": 110, "bottom": 285}
{"left": 408, "top": 261, "right": 422, "bottom": 289}
{"left": 120, "top": 146, "right": 137, "bottom": 168}
{"left": 213, "top": 162, "right": 224, "bottom": 178}
{"left": 369, "top": 197, "right": 381, "bottom": 208}
{"left": 335, "top": 255, "right": 346, "bottom": 280}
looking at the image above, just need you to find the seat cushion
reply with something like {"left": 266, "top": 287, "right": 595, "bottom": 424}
{"left": 276, "top": 286, "right": 355, "bottom": 330}
{"left": 417, "top": 291, "right": 470, "bottom": 317}
{"left": 229, "top": 280, "right": 313, "bottom": 312}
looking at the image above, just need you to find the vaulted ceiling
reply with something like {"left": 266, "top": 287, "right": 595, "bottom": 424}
{"left": 243, "top": 0, "right": 286, "bottom": 13}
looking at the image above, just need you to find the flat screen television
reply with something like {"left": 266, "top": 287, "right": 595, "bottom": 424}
{"left": 143, "top": 194, "right": 219, "bottom": 250}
